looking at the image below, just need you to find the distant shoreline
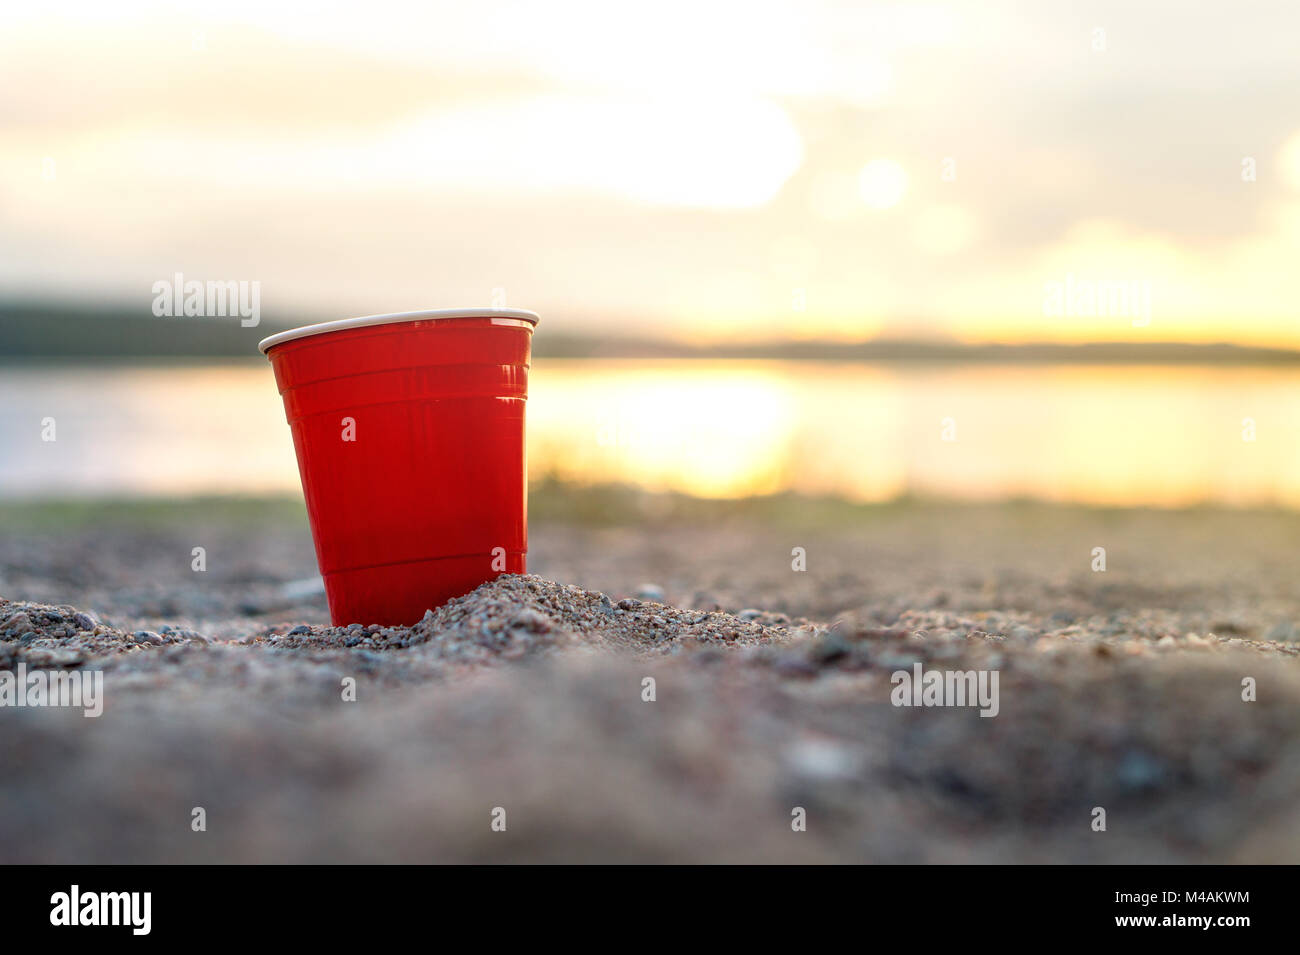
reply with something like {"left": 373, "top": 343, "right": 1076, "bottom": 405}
{"left": 4, "top": 300, "right": 1300, "bottom": 364}
{"left": 532, "top": 336, "right": 1300, "bottom": 364}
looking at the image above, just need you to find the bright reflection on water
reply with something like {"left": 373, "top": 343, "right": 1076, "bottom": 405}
{"left": 1, "top": 360, "right": 1298, "bottom": 508}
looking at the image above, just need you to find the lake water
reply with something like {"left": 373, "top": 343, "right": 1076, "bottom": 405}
{"left": 2, "top": 360, "right": 1298, "bottom": 507}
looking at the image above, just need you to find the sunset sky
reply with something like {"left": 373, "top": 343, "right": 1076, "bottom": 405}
{"left": 3, "top": 0, "right": 1299, "bottom": 345}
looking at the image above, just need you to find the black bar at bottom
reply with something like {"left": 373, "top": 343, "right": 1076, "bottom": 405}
{"left": 0, "top": 864, "right": 1285, "bottom": 942}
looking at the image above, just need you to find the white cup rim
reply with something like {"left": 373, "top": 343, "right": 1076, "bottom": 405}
{"left": 258, "top": 307, "right": 540, "bottom": 353}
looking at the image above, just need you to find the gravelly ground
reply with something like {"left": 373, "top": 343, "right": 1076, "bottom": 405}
{"left": 2, "top": 489, "right": 1300, "bottom": 863}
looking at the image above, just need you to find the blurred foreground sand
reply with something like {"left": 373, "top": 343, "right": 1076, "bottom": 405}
{"left": 2, "top": 487, "right": 1300, "bottom": 863}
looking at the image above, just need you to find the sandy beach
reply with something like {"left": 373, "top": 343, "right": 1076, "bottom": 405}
{"left": 3, "top": 485, "right": 1300, "bottom": 863}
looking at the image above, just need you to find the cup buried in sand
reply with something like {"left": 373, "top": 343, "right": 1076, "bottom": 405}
{"left": 258, "top": 308, "right": 539, "bottom": 626}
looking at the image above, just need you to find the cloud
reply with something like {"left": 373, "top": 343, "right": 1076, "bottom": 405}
{"left": 4, "top": 1, "right": 1300, "bottom": 344}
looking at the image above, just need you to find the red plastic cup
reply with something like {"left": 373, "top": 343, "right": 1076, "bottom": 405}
{"left": 258, "top": 308, "right": 539, "bottom": 626}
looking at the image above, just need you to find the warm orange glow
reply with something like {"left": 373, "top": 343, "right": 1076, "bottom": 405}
{"left": 6, "top": 361, "right": 1300, "bottom": 508}
{"left": 528, "top": 361, "right": 1300, "bottom": 508}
